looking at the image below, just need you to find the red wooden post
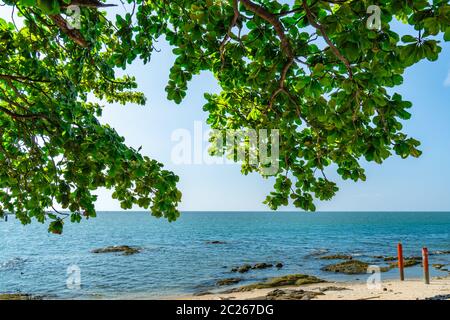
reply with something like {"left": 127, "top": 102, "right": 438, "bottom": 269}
{"left": 397, "top": 243, "right": 404, "bottom": 281}
{"left": 422, "top": 247, "right": 430, "bottom": 284}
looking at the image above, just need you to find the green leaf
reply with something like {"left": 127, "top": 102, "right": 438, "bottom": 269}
{"left": 444, "top": 27, "right": 450, "bottom": 41}
{"left": 48, "top": 220, "right": 64, "bottom": 235}
{"left": 401, "top": 35, "right": 417, "bottom": 43}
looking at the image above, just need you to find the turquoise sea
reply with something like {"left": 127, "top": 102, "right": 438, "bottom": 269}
{"left": 0, "top": 211, "right": 449, "bottom": 299}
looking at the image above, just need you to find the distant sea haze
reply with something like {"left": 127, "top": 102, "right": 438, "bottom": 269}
{"left": 1, "top": 212, "right": 449, "bottom": 299}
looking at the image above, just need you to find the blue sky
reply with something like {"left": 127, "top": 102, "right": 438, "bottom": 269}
{"left": 2, "top": 6, "right": 450, "bottom": 211}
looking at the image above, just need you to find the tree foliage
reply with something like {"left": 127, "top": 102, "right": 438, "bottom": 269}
{"left": 0, "top": 0, "right": 449, "bottom": 232}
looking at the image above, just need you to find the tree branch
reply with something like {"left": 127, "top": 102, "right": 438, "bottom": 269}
{"left": 219, "top": 0, "right": 240, "bottom": 65}
{"left": 0, "top": 74, "right": 50, "bottom": 83}
{"left": 240, "top": 0, "right": 293, "bottom": 58}
{"left": 240, "top": 0, "right": 297, "bottom": 110}
{"left": 302, "top": 0, "right": 353, "bottom": 78}
{"left": 61, "top": 0, "right": 117, "bottom": 8}
{"left": 0, "top": 104, "right": 47, "bottom": 120}
{"left": 48, "top": 14, "right": 89, "bottom": 48}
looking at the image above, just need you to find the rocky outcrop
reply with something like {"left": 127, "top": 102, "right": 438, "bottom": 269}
{"left": 265, "top": 289, "right": 324, "bottom": 300}
{"left": 322, "top": 260, "right": 390, "bottom": 274}
{"left": 318, "top": 286, "right": 350, "bottom": 293}
{"left": 231, "top": 262, "right": 282, "bottom": 273}
{"left": 216, "top": 278, "right": 242, "bottom": 286}
{"left": 375, "top": 255, "right": 422, "bottom": 262}
{"left": 225, "top": 274, "right": 325, "bottom": 292}
{"left": 323, "top": 256, "right": 424, "bottom": 274}
{"left": 252, "top": 263, "right": 273, "bottom": 270}
{"left": 319, "top": 254, "right": 353, "bottom": 260}
{"left": 231, "top": 264, "right": 252, "bottom": 273}
{"left": 91, "top": 245, "right": 141, "bottom": 255}
{"left": 389, "top": 258, "right": 421, "bottom": 268}
{"left": 382, "top": 256, "right": 397, "bottom": 261}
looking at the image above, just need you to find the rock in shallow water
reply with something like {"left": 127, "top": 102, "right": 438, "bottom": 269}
{"left": 322, "top": 260, "right": 390, "bottom": 274}
{"left": 319, "top": 254, "right": 353, "bottom": 260}
{"left": 223, "top": 274, "right": 325, "bottom": 293}
{"left": 231, "top": 262, "right": 281, "bottom": 273}
{"left": 252, "top": 263, "right": 273, "bottom": 270}
{"left": 231, "top": 264, "right": 252, "bottom": 273}
{"left": 205, "top": 241, "right": 227, "bottom": 244}
{"left": 216, "top": 278, "right": 242, "bottom": 286}
{"left": 389, "top": 258, "right": 421, "bottom": 268}
{"left": 91, "top": 245, "right": 141, "bottom": 255}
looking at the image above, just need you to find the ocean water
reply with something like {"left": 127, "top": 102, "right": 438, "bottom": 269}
{"left": 0, "top": 211, "right": 449, "bottom": 299}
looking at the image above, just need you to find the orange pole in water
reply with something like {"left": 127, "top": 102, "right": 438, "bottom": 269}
{"left": 422, "top": 247, "right": 430, "bottom": 284}
{"left": 397, "top": 243, "right": 404, "bottom": 281}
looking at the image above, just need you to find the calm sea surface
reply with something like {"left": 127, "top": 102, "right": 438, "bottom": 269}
{"left": 1, "top": 211, "right": 449, "bottom": 299}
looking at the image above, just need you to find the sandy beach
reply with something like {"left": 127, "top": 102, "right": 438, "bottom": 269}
{"left": 175, "top": 277, "right": 450, "bottom": 300}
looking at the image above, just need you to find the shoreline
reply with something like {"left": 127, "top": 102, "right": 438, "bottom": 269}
{"left": 1, "top": 276, "right": 449, "bottom": 300}
{"left": 168, "top": 276, "right": 450, "bottom": 300}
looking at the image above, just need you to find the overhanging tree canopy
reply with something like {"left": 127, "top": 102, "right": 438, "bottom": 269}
{"left": 1, "top": 0, "right": 449, "bottom": 233}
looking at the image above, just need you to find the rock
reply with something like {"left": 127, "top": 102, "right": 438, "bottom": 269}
{"left": 322, "top": 260, "right": 390, "bottom": 274}
{"left": 432, "top": 264, "right": 445, "bottom": 269}
{"left": 319, "top": 254, "right": 353, "bottom": 260}
{"left": 216, "top": 278, "right": 242, "bottom": 286}
{"left": 193, "top": 291, "right": 213, "bottom": 296}
{"left": 275, "top": 262, "right": 283, "bottom": 268}
{"left": 206, "top": 241, "right": 226, "bottom": 244}
{"left": 252, "top": 263, "right": 273, "bottom": 270}
{"left": 404, "top": 259, "right": 421, "bottom": 267}
{"left": 0, "top": 293, "right": 41, "bottom": 300}
{"left": 383, "top": 256, "right": 397, "bottom": 261}
{"left": 265, "top": 289, "right": 324, "bottom": 300}
{"left": 229, "top": 274, "right": 325, "bottom": 292}
{"left": 431, "top": 250, "right": 450, "bottom": 255}
{"left": 233, "top": 264, "right": 252, "bottom": 273}
{"left": 231, "top": 262, "right": 276, "bottom": 273}
{"left": 374, "top": 255, "right": 422, "bottom": 262}
{"left": 389, "top": 258, "right": 421, "bottom": 269}
{"left": 407, "top": 256, "right": 422, "bottom": 260}
{"left": 318, "top": 286, "right": 350, "bottom": 293}
{"left": 91, "top": 245, "right": 141, "bottom": 255}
